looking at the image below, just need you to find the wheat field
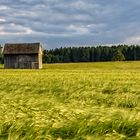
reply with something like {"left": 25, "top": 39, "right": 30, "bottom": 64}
{"left": 0, "top": 62, "right": 140, "bottom": 140}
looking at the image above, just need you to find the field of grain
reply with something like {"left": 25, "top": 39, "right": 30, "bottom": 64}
{"left": 0, "top": 62, "right": 140, "bottom": 140}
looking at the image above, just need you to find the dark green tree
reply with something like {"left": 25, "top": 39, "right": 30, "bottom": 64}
{"left": 42, "top": 45, "right": 140, "bottom": 63}
{"left": 42, "top": 50, "right": 48, "bottom": 63}
{"left": 0, "top": 54, "right": 3, "bottom": 64}
{"left": 0, "top": 46, "right": 3, "bottom": 64}
{"left": 112, "top": 50, "right": 125, "bottom": 61}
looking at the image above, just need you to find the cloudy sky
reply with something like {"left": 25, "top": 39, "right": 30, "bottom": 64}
{"left": 0, "top": 0, "right": 140, "bottom": 49}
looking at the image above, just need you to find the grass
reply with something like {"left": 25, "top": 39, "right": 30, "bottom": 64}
{"left": 0, "top": 61, "right": 140, "bottom": 140}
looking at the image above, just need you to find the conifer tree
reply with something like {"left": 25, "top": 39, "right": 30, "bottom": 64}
{"left": 112, "top": 50, "right": 125, "bottom": 61}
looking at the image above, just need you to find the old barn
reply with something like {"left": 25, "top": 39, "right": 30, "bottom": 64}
{"left": 3, "top": 43, "right": 42, "bottom": 69}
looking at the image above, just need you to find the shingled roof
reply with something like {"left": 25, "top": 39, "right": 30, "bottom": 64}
{"left": 3, "top": 43, "right": 41, "bottom": 54}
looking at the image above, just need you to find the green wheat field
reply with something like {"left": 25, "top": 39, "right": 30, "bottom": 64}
{"left": 0, "top": 62, "right": 140, "bottom": 140}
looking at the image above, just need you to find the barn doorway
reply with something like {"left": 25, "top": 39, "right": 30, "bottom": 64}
{"left": 32, "top": 62, "right": 39, "bottom": 69}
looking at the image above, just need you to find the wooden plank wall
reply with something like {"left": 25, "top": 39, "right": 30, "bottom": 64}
{"left": 4, "top": 54, "right": 40, "bottom": 69}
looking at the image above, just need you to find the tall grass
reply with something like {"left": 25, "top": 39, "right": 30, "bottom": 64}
{"left": 0, "top": 62, "right": 140, "bottom": 139}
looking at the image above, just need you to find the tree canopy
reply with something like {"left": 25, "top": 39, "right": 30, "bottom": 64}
{"left": 112, "top": 50, "right": 125, "bottom": 61}
{"left": 43, "top": 45, "right": 140, "bottom": 63}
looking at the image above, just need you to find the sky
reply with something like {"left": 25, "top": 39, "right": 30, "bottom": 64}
{"left": 0, "top": 0, "right": 140, "bottom": 49}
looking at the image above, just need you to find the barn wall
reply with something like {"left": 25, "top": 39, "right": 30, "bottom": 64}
{"left": 4, "top": 54, "right": 39, "bottom": 69}
{"left": 4, "top": 55, "right": 17, "bottom": 68}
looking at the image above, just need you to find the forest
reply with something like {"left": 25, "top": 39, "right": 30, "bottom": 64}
{"left": 0, "top": 45, "right": 140, "bottom": 64}
{"left": 43, "top": 45, "right": 140, "bottom": 63}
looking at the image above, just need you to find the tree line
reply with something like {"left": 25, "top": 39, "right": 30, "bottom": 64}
{"left": 43, "top": 45, "right": 140, "bottom": 63}
{"left": 0, "top": 45, "right": 140, "bottom": 64}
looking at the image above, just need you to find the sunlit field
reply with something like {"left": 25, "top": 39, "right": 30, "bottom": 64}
{"left": 0, "top": 62, "right": 140, "bottom": 140}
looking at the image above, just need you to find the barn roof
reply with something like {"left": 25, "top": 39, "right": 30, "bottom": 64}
{"left": 3, "top": 43, "right": 42, "bottom": 54}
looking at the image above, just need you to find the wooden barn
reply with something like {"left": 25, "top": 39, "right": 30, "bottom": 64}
{"left": 3, "top": 43, "right": 42, "bottom": 69}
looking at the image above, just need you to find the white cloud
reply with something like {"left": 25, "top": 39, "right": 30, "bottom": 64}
{"left": 0, "top": 18, "right": 6, "bottom": 22}
{"left": 0, "top": 23, "right": 34, "bottom": 35}
{"left": 0, "top": 5, "right": 10, "bottom": 10}
{"left": 122, "top": 35, "right": 140, "bottom": 45}
{"left": 68, "top": 24, "right": 89, "bottom": 34}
